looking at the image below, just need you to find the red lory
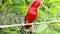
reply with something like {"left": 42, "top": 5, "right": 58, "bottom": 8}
{"left": 24, "top": 0, "right": 41, "bottom": 29}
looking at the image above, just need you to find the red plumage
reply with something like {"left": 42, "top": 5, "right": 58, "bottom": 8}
{"left": 24, "top": 0, "right": 41, "bottom": 29}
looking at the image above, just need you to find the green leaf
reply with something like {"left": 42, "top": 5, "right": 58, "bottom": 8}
{"left": 49, "top": 0, "right": 59, "bottom": 3}
{"left": 0, "top": 0, "right": 2, "bottom": 9}
{"left": 13, "top": 0, "right": 25, "bottom": 6}
{"left": 7, "top": 0, "right": 13, "bottom": 4}
{"left": 50, "top": 6, "right": 58, "bottom": 14}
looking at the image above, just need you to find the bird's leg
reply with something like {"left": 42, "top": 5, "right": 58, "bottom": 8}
{"left": 25, "top": 27, "right": 31, "bottom": 34}
{"left": 25, "top": 20, "right": 29, "bottom": 34}
{"left": 25, "top": 29, "right": 30, "bottom": 34}
{"left": 27, "top": 25, "right": 35, "bottom": 34}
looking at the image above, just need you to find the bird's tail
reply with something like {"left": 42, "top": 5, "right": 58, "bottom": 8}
{"left": 24, "top": 21, "right": 32, "bottom": 29}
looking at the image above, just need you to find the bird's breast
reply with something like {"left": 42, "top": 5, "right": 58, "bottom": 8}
{"left": 28, "top": 8, "right": 38, "bottom": 15}
{"left": 26, "top": 8, "right": 38, "bottom": 20}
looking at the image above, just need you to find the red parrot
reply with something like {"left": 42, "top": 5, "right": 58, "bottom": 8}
{"left": 24, "top": 0, "right": 41, "bottom": 29}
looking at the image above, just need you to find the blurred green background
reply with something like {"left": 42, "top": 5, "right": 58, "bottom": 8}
{"left": 0, "top": 0, "right": 60, "bottom": 34}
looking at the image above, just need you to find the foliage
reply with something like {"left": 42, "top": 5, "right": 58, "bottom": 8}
{"left": 0, "top": 0, "right": 60, "bottom": 34}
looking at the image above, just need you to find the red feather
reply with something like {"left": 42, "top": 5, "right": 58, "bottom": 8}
{"left": 24, "top": 0, "right": 41, "bottom": 29}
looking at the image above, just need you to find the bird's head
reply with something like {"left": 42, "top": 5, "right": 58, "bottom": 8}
{"left": 31, "top": 0, "right": 41, "bottom": 8}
